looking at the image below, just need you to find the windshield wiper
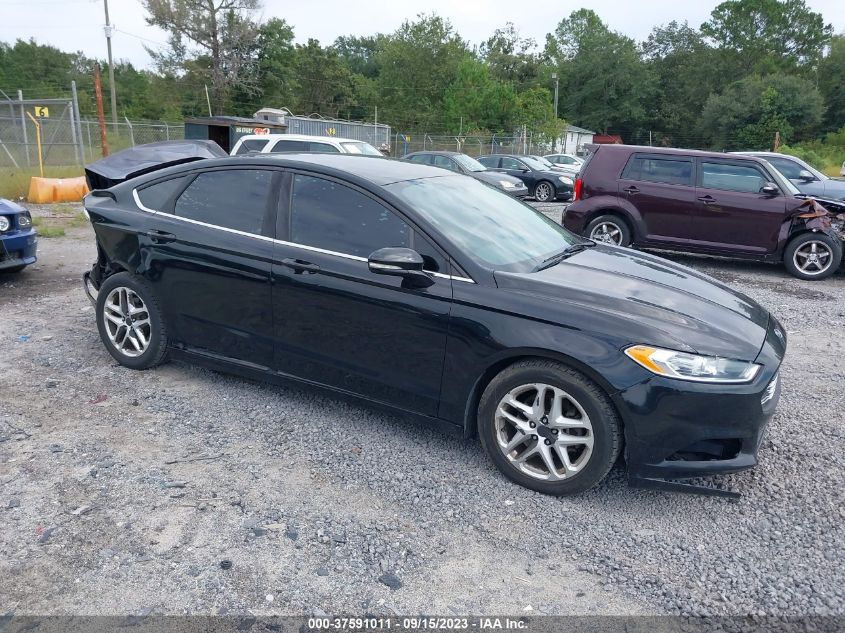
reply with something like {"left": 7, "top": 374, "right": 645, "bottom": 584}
{"left": 533, "top": 241, "right": 596, "bottom": 272}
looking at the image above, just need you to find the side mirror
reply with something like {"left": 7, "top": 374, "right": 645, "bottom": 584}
{"left": 760, "top": 182, "right": 780, "bottom": 196}
{"left": 368, "top": 247, "right": 434, "bottom": 288}
{"left": 798, "top": 169, "right": 816, "bottom": 182}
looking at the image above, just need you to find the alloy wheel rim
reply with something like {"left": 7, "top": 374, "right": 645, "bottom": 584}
{"left": 793, "top": 241, "right": 832, "bottom": 275}
{"left": 103, "top": 287, "right": 152, "bottom": 358}
{"left": 495, "top": 383, "right": 594, "bottom": 481}
{"left": 590, "top": 222, "right": 623, "bottom": 245}
{"left": 536, "top": 183, "right": 552, "bottom": 201}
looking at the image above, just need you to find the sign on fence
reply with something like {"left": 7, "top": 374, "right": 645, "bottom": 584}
{"left": 34, "top": 106, "right": 49, "bottom": 118}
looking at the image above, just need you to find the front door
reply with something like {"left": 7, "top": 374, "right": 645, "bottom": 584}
{"left": 270, "top": 173, "right": 453, "bottom": 416}
{"left": 616, "top": 154, "right": 696, "bottom": 245}
{"left": 691, "top": 160, "right": 787, "bottom": 254}
{"left": 135, "top": 167, "right": 278, "bottom": 367}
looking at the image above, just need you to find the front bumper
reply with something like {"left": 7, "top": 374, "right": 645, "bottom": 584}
{"left": 505, "top": 186, "right": 529, "bottom": 198}
{"left": 616, "top": 316, "right": 786, "bottom": 484}
{"left": 0, "top": 229, "right": 38, "bottom": 270}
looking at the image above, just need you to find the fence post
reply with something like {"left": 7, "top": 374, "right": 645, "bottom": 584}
{"left": 165, "top": 123, "right": 170, "bottom": 141}
{"left": 71, "top": 81, "right": 84, "bottom": 163}
{"left": 17, "top": 90, "right": 31, "bottom": 167}
{"left": 124, "top": 116, "right": 135, "bottom": 146}
{"left": 68, "top": 100, "right": 82, "bottom": 165}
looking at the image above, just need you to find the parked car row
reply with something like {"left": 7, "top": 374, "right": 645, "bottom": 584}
{"left": 564, "top": 144, "right": 845, "bottom": 280}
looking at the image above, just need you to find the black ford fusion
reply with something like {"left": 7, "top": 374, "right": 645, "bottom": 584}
{"left": 82, "top": 154, "right": 784, "bottom": 496}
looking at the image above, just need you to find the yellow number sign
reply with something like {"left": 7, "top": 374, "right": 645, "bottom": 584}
{"left": 34, "top": 106, "right": 49, "bottom": 118}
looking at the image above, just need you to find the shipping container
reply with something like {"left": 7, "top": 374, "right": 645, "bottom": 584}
{"left": 254, "top": 109, "right": 390, "bottom": 149}
{"left": 184, "top": 116, "right": 287, "bottom": 153}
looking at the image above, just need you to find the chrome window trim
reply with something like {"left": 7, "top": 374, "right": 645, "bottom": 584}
{"left": 132, "top": 188, "right": 475, "bottom": 283}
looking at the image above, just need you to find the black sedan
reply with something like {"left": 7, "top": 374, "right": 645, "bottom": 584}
{"left": 478, "top": 154, "right": 574, "bottom": 202}
{"left": 403, "top": 151, "right": 528, "bottom": 197}
{"left": 82, "top": 154, "right": 784, "bottom": 496}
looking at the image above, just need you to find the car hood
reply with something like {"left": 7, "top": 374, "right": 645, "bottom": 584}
{"left": 495, "top": 246, "right": 770, "bottom": 360}
{"left": 472, "top": 171, "right": 526, "bottom": 187}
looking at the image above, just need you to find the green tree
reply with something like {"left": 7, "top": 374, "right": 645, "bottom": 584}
{"left": 255, "top": 18, "right": 296, "bottom": 110}
{"left": 819, "top": 35, "right": 845, "bottom": 132}
{"left": 332, "top": 35, "right": 385, "bottom": 79}
{"left": 699, "top": 74, "right": 825, "bottom": 149}
{"left": 375, "top": 14, "right": 471, "bottom": 131}
{"left": 514, "top": 86, "right": 564, "bottom": 142}
{"left": 442, "top": 58, "right": 517, "bottom": 133}
{"left": 701, "top": 0, "right": 833, "bottom": 74}
{"left": 293, "top": 39, "right": 354, "bottom": 117}
{"left": 545, "top": 9, "right": 652, "bottom": 136}
{"left": 142, "top": 0, "right": 262, "bottom": 113}
{"left": 480, "top": 23, "right": 544, "bottom": 89}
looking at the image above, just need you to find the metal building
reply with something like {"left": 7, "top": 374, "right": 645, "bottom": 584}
{"left": 254, "top": 108, "right": 390, "bottom": 148}
{"left": 184, "top": 116, "right": 287, "bottom": 154}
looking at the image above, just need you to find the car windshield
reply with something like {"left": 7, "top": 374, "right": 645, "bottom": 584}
{"left": 387, "top": 176, "right": 581, "bottom": 271}
{"left": 521, "top": 156, "right": 549, "bottom": 171}
{"left": 531, "top": 156, "right": 555, "bottom": 168}
{"left": 452, "top": 154, "right": 487, "bottom": 172}
{"left": 758, "top": 159, "right": 803, "bottom": 195}
{"left": 341, "top": 141, "right": 382, "bottom": 156}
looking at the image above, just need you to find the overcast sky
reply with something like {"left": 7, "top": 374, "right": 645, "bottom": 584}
{"left": 2, "top": 0, "right": 843, "bottom": 70}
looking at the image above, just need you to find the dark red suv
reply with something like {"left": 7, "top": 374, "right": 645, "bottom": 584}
{"left": 563, "top": 145, "right": 844, "bottom": 280}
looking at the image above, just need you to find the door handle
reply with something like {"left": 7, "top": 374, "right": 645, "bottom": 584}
{"left": 697, "top": 195, "right": 716, "bottom": 204}
{"left": 623, "top": 186, "right": 640, "bottom": 194}
{"left": 141, "top": 230, "right": 177, "bottom": 243}
{"left": 281, "top": 258, "right": 321, "bottom": 274}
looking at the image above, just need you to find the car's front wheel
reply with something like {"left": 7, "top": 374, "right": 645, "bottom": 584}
{"left": 533, "top": 181, "right": 556, "bottom": 202}
{"left": 783, "top": 233, "right": 842, "bottom": 280}
{"left": 477, "top": 360, "right": 622, "bottom": 496}
{"left": 95, "top": 272, "right": 169, "bottom": 370}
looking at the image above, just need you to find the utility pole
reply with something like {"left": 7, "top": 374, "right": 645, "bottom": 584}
{"left": 552, "top": 73, "right": 559, "bottom": 119}
{"left": 94, "top": 64, "right": 109, "bottom": 157}
{"left": 103, "top": 0, "right": 118, "bottom": 126}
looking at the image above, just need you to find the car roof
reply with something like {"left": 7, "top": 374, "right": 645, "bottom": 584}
{"left": 405, "top": 150, "right": 460, "bottom": 156}
{"left": 236, "top": 134, "right": 366, "bottom": 144}
{"left": 192, "top": 153, "right": 455, "bottom": 186}
{"left": 594, "top": 144, "right": 771, "bottom": 162}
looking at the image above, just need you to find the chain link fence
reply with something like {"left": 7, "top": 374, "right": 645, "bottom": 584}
{"left": 392, "top": 133, "right": 555, "bottom": 158}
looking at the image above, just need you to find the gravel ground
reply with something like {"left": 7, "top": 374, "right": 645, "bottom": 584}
{"left": 1, "top": 202, "right": 843, "bottom": 618}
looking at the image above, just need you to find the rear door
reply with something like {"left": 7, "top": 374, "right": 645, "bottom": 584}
{"left": 616, "top": 153, "right": 696, "bottom": 245}
{"left": 134, "top": 167, "right": 278, "bottom": 366}
{"left": 691, "top": 159, "right": 787, "bottom": 254}
{"left": 270, "top": 173, "right": 454, "bottom": 416}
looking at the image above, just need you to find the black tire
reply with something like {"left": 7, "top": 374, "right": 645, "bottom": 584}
{"left": 533, "top": 180, "right": 556, "bottom": 202}
{"left": 783, "top": 232, "right": 842, "bottom": 281}
{"left": 95, "top": 272, "right": 169, "bottom": 370}
{"left": 584, "top": 214, "right": 632, "bottom": 247}
{"left": 1, "top": 265, "right": 27, "bottom": 273}
{"left": 477, "top": 360, "right": 622, "bottom": 496}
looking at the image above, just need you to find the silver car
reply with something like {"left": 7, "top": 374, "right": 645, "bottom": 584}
{"left": 734, "top": 152, "right": 845, "bottom": 200}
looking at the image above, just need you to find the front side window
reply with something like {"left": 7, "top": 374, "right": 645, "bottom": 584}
{"left": 387, "top": 176, "right": 580, "bottom": 271}
{"left": 478, "top": 156, "right": 499, "bottom": 168}
{"left": 234, "top": 139, "right": 269, "bottom": 155}
{"left": 407, "top": 154, "right": 431, "bottom": 165}
{"left": 766, "top": 156, "right": 804, "bottom": 180}
{"left": 174, "top": 169, "right": 274, "bottom": 235}
{"left": 432, "top": 155, "right": 459, "bottom": 172}
{"left": 624, "top": 156, "right": 693, "bottom": 186}
{"left": 290, "top": 175, "right": 410, "bottom": 258}
{"left": 501, "top": 157, "right": 525, "bottom": 170}
{"left": 701, "top": 162, "right": 768, "bottom": 194}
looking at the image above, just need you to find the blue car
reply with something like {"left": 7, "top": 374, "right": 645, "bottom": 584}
{"left": 0, "top": 199, "right": 37, "bottom": 273}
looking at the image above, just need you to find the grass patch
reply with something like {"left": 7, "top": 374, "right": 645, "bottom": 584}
{"left": 31, "top": 211, "right": 87, "bottom": 238}
{"left": 32, "top": 218, "right": 66, "bottom": 238}
{"left": 0, "top": 166, "right": 86, "bottom": 200}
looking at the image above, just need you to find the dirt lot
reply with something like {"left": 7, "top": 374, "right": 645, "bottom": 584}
{"left": 1, "top": 203, "right": 843, "bottom": 618}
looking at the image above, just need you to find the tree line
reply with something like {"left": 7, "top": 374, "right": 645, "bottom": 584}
{"left": 1, "top": 0, "right": 843, "bottom": 155}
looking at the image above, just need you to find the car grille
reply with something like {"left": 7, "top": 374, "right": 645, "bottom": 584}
{"left": 761, "top": 373, "right": 779, "bottom": 405}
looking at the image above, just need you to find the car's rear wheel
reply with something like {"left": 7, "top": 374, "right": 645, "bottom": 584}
{"left": 534, "top": 181, "right": 555, "bottom": 202}
{"left": 477, "top": 360, "right": 622, "bottom": 496}
{"left": 95, "top": 272, "right": 169, "bottom": 370}
{"left": 783, "top": 233, "right": 842, "bottom": 280}
{"left": 585, "top": 214, "right": 632, "bottom": 247}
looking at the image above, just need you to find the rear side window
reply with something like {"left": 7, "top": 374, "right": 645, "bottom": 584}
{"left": 137, "top": 176, "right": 190, "bottom": 211}
{"left": 290, "top": 175, "right": 410, "bottom": 258}
{"left": 174, "top": 169, "right": 274, "bottom": 235}
{"left": 271, "top": 139, "right": 308, "bottom": 152}
{"left": 701, "top": 162, "right": 768, "bottom": 194}
{"left": 623, "top": 155, "right": 693, "bottom": 186}
{"left": 234, "top": 139, "right": 269, "bottom": 155}
{"left": 308, "top": 142, "right": 340, "bottom": 153}
{"left": 478, "top": 156, "right": 499, "bottom": 168}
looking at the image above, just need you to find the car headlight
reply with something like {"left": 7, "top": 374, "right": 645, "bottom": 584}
{"left": 17, "top": 213, "right": 32, "bottom": 229}
{"left": 558, "top": 176, "right": 573, "bottom": 185}
{"left": 0, "top": 216, "right": 9, "bottom": 232}
{"left": 498, "top": 180, "right": 517, "bottom": 189}
{"left": 625, "top": 345, "right": 761, "bottom": 383}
